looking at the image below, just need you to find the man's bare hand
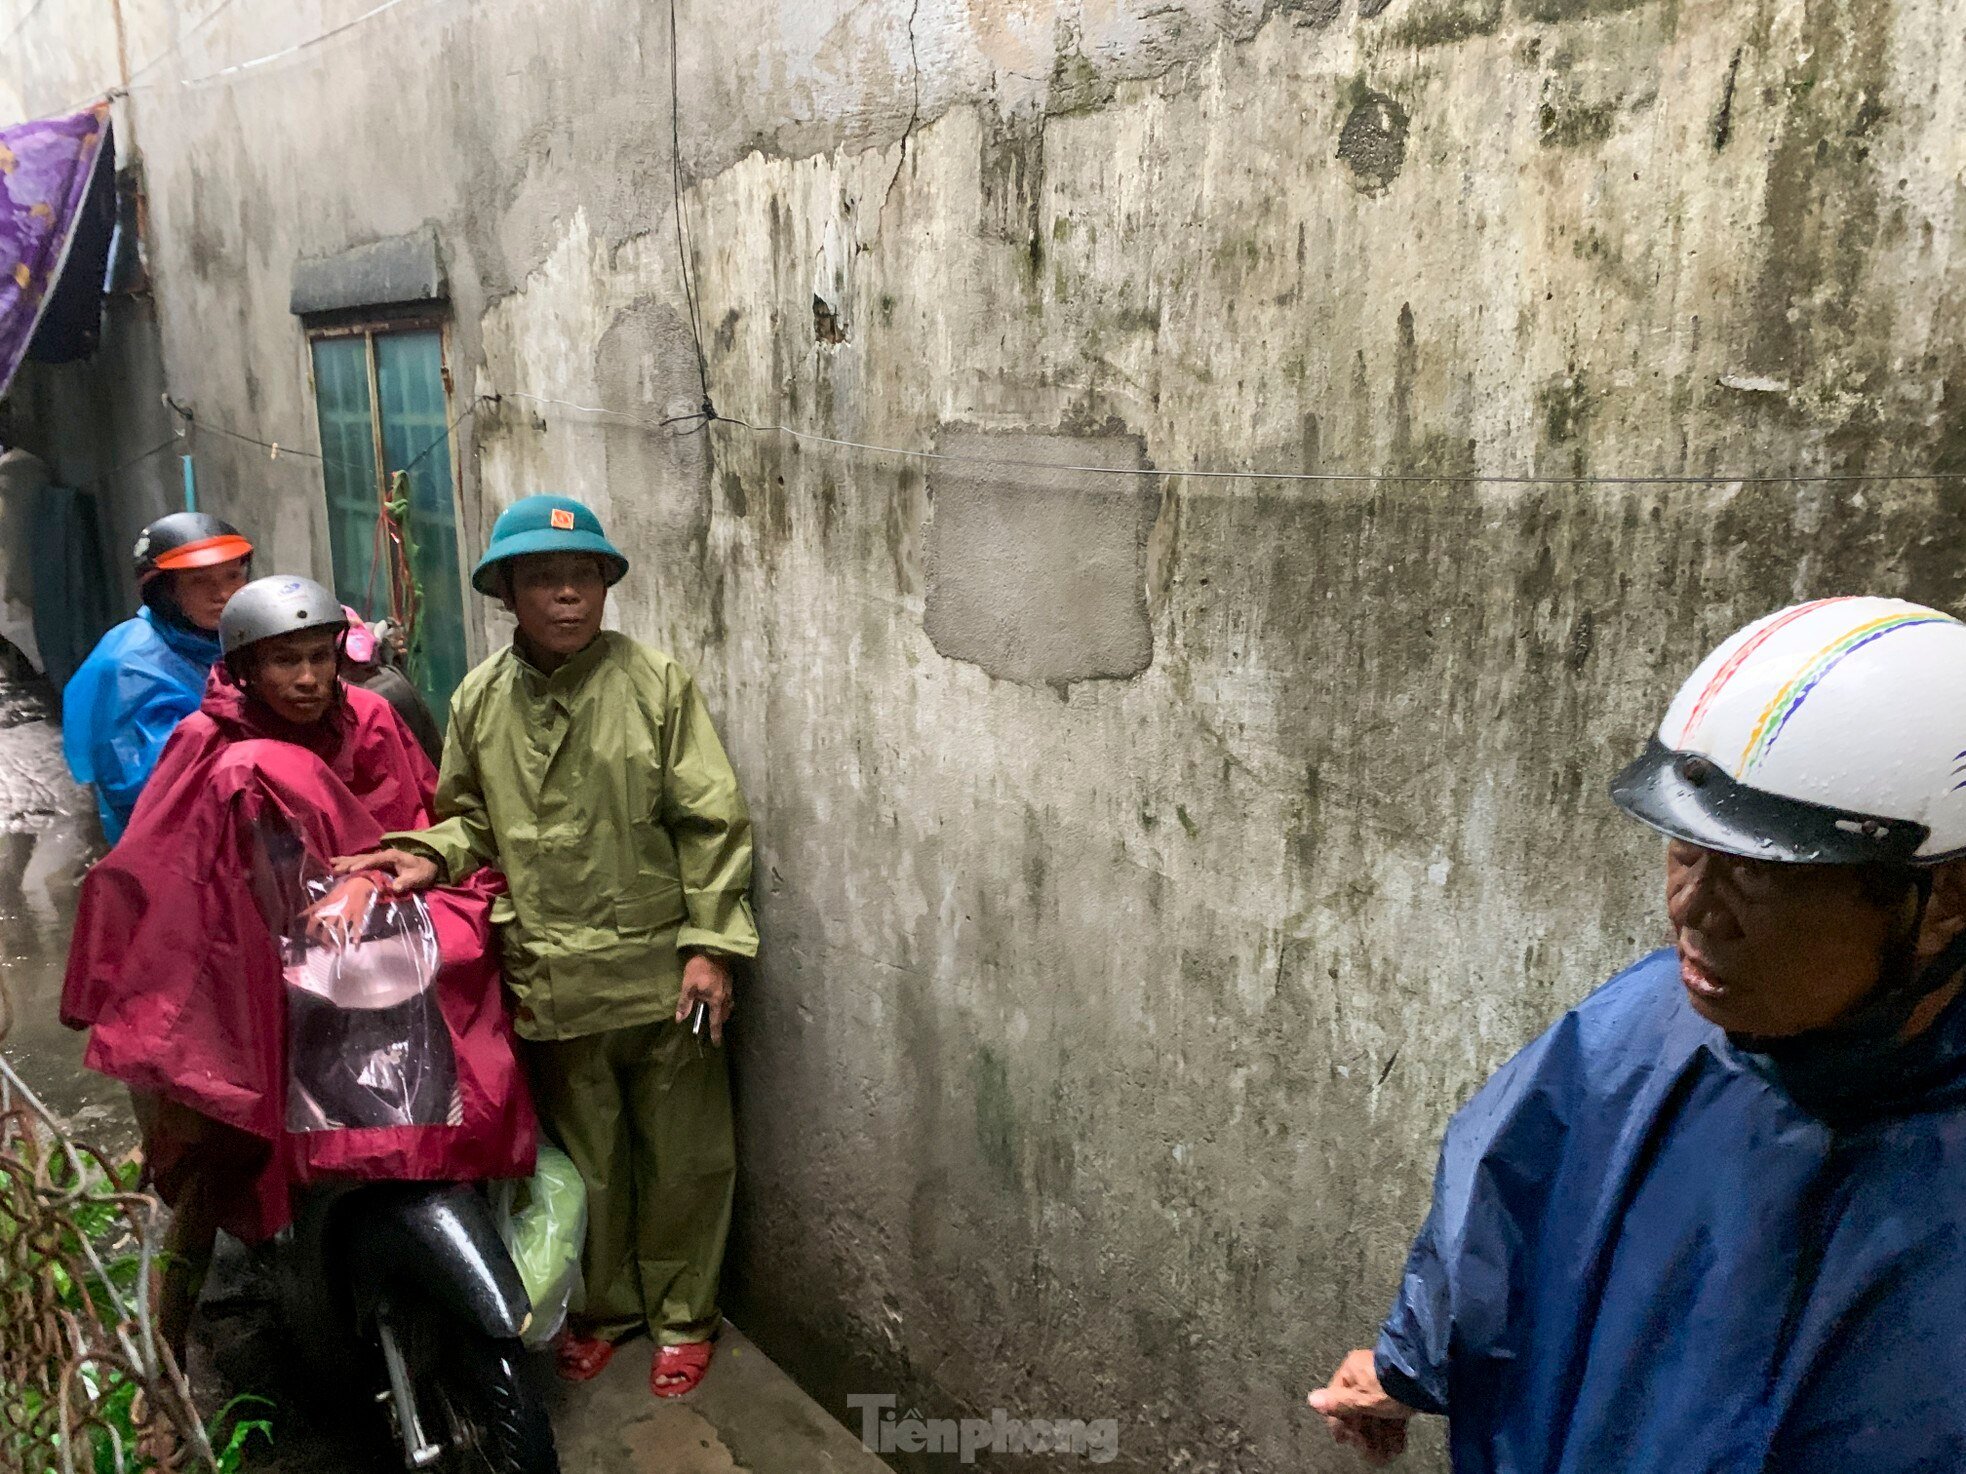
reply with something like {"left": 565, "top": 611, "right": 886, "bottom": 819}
{"left": 1308, "top": 1349, "right": 1415, "bottom": 1466}
{"left": 676, "top": 952, "right": 734, "bottom": 1045}
{"left": 331, "top": 848, "right": 440, "bottom": 893}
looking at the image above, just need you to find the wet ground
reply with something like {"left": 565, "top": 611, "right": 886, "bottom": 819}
{"left": 0, "top": 661, "right": 885, "bottom": 1473}
{"left": 189, "top": 1247, "right": 885, "bottom": 1474}
{"left": 0, "top": 663, "right": 125, "bottom": 1139}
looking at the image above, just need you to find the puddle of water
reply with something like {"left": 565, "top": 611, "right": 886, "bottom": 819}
{"left": 0, "top": 669, "right": 131, "bottom": 1147}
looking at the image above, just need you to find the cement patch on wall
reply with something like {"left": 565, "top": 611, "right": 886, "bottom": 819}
{"left": 922, "top": 429, "right": 1156, "bottom": 688}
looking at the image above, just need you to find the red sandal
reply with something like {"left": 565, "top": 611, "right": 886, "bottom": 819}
{"left": 555, "top": 1332, "right": 617, "bottom": 1383}
{"left": 650, "top": 1339, "right": 714, "bottom": 1398}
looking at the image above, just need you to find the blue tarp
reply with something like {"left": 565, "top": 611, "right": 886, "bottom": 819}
{"left": 61, "top": 606, "right": 219, "bottom": 841}
{"left": 1377, "top": 948, "right": 1966, "bottom": 1473}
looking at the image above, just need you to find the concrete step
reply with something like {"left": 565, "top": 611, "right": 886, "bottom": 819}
{"left": 548, "top": 1325, "right": 889, "bottom": 1474}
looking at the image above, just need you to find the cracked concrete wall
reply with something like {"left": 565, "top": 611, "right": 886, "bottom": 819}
{"left": 11, "top": 0, "right": 1966, "bottom": 1469}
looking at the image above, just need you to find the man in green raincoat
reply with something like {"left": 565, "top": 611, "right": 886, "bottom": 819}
{"left": 335, "top": 494, "right": 758, "bottom": 1397}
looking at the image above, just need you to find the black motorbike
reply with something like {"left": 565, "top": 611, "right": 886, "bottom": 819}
{"left": 253, "top": 823, "right": 559, "bottom": 1471}
{"left": 276, "top": 1180, "right": 559, "bottom": 1473}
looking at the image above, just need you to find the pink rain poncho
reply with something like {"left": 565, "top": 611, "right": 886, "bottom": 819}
{"left": 62, "top": 669, "right": 536, "bottom": 1241}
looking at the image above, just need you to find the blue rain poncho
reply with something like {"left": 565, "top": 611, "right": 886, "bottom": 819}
{"left": 61, "top": 607, "right": 221, "bottom": 841}
{"left": 1376, "top": 948, "right": 1966, "bottom": 1474}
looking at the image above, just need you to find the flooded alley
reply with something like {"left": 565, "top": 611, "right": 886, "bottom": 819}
{"left": 0, "top": 657, "right": 120, "bottom": 1139}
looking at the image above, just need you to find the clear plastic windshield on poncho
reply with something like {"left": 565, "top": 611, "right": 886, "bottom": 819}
{"left": 248, "top": 814, "right": 461, "bottom": 1134}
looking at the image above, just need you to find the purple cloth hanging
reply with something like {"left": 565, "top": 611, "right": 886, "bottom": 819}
{"left": 0, "top": 104, "right": 112, "bottom": 397}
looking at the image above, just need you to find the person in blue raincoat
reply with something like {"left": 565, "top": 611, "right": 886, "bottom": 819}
{"left": 1309, "top": 596, "right": 1966, "bottom": 1473}
{"left": 62, "top": 512, "right": 253, "bottom": 842}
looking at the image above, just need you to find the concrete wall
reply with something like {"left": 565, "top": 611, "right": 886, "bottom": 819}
{"left": 10, "top": 0, "right": 1966, "bottom": 1468}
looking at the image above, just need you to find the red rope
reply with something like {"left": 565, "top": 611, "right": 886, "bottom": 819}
{"left": 359, "top": 471, "right": 418, "bottom": 635}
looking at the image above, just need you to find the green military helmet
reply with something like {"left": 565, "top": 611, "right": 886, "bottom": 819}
{"left": 471, "top": 494, "right": 630, "bottom": 596}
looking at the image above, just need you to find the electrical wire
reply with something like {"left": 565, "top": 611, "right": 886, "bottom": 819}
{"left": 492, "top": 389, "right": 706, "bottom": 434}
{"left": 59, "top": 0, "right": 448, "bottom": 112}
{"left": 180, "top": 413, "right": 328, "bottom": 464}
{"left": 115, "top": 0, "right": 252, "bottom": 94}
{"left": 152, "top": 380, "right": 1966, "bottom": 491}
{"left": 151, "top": 392, "right": 479, "bottom": 643}
{"left": 484, "top": 390, "right": 1966, "bottom": 487}
{"left": 667, "top": 0, "right": 715, "bottom": 420}
{"left": 160, "top": 394, "right": 480, "bottom": 480}
{"left": 749, "top": 421, "right": 1966, "bottom": 486}
{"left": 398, "top": 395, "right": 486, "bottom": 475}
{"left": 168, "top": 0, "right": 417, "bottom": 89}
{"left": 83, "top": 434, "right": 180, "bottom": 491}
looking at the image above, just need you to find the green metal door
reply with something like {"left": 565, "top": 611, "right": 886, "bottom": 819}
{"left": 375, "top": 332, "right": 468, "bottom": 709}
{"left": 312, "top": 336, "right": 379, "bottom": 610}
{"left": 309, "top": 327, "right": 469, "bottom": 725}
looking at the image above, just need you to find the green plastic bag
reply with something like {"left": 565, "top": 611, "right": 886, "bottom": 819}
{"left": 494, "top": 1143, "right": 587, "bottom": 1348}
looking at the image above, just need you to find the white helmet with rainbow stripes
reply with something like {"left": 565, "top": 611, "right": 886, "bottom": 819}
{"left": 1612, "top": 596, "right": 1966, "bottom": 866}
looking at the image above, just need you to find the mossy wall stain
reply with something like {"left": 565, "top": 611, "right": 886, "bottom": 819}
{"left": 1745, "top": 0, "right": 1895, "bottom": 404}
{"left": 1539, "top": 96, "right": 1619, "bottom": 148}
{"left": 1540, "top": 369, "right": 1593, "bottom": 444}
{"left": 1518, "top": 0, "right": 1656, "bottom": 22}
{"left": 972, "top": 1048, "right": 1018, "bottom": 1190}
{"left": 1337, "top": 88, "right": 1411, "bottom": 194}
{"left": 1389, "top": 0, "right": 1506, "bottom": 48}
{"left": 1279, "top": 0, "right": 1347, "bottom": 26}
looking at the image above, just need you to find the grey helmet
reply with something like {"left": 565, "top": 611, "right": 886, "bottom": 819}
{"left": 220, "top": 575, "right": 348, "bottom": 663}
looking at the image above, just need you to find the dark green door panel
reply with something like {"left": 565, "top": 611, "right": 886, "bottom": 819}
{"left": 311, "top": 335, "right": 380, "bottom": 611}
{"left": 376, "top": 331, "right": 468, "bottom": 716}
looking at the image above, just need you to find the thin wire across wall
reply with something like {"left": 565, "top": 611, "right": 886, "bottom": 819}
{"left": 160, "top": 393, "right": 475, "bottom": 480}
{"left": 167, "top": 386, "right": 1966, "bottom": 490}
{"left": 57, "top": 0, "right": 463, "bottom": 114}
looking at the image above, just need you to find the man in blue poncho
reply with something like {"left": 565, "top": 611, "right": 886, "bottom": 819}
{"left": 62, "top": 511, "right": 253, "bottom": 842}
{"left": 1309, "top": 596, "right": 1966, "bottom": 1472}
